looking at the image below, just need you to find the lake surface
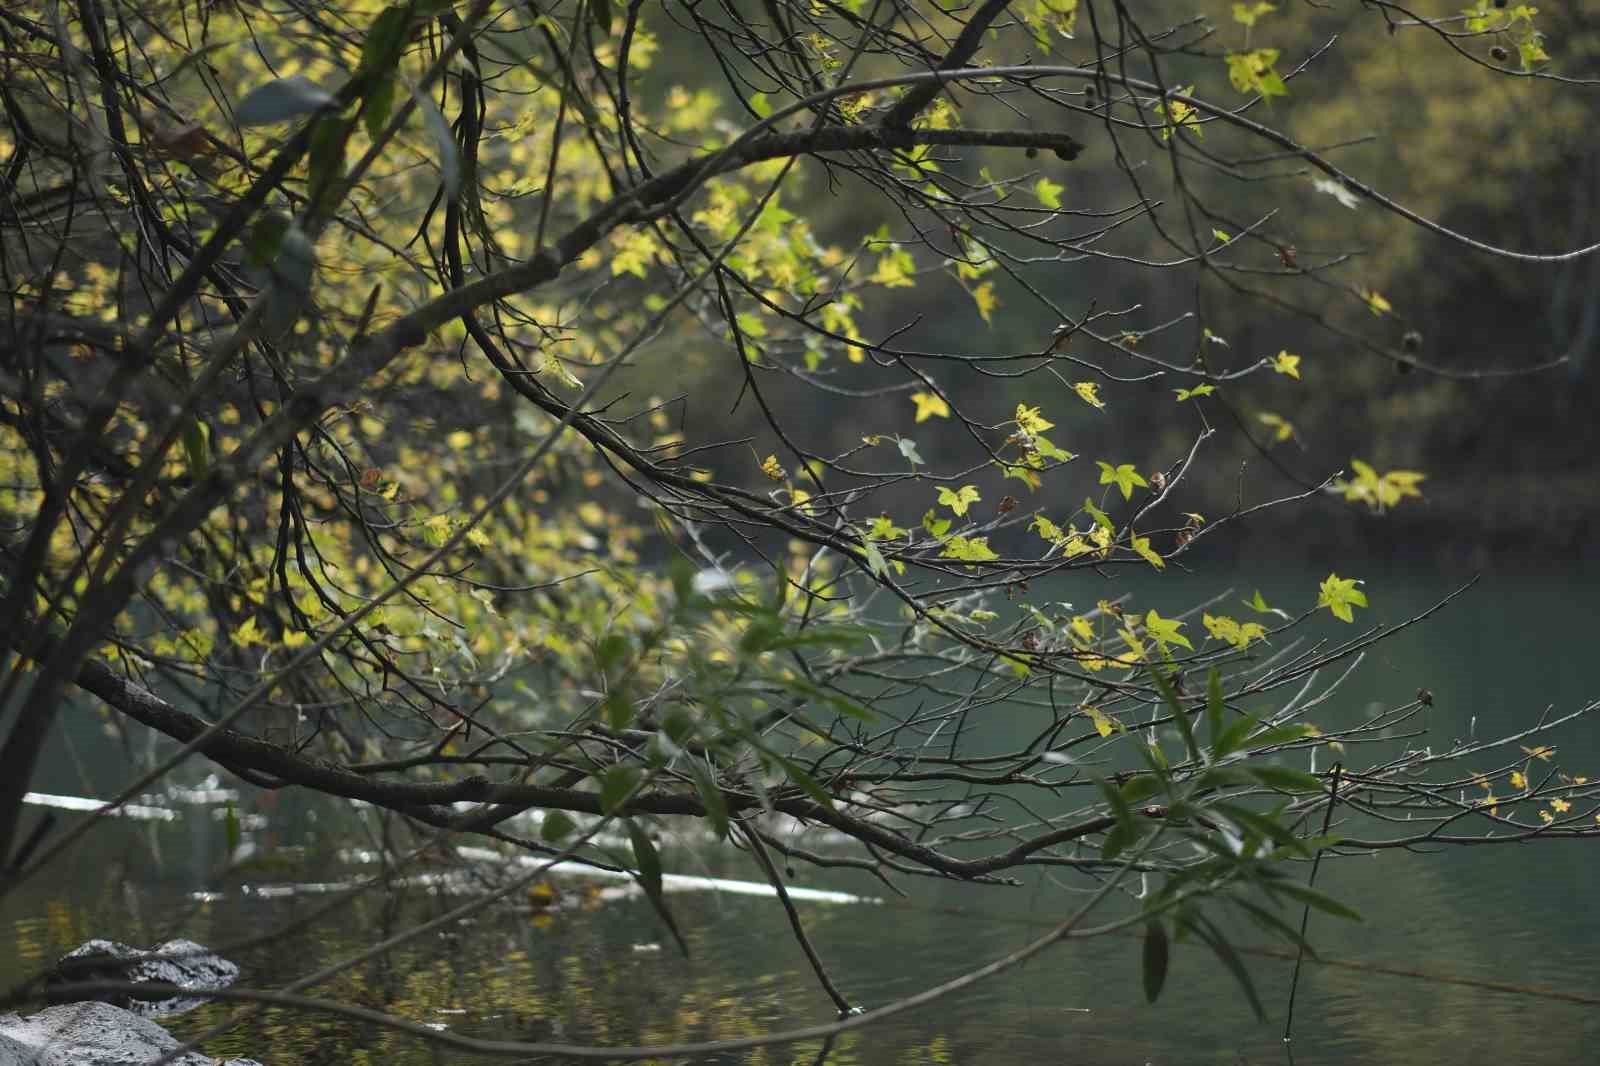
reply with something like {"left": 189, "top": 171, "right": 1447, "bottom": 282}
{"left": 3, "top": 560, "right": 1597, "bottom": 1064}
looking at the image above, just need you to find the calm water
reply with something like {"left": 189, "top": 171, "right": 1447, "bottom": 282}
{"left": 3, "top": 561, "right": 1597, "bottom": 1064}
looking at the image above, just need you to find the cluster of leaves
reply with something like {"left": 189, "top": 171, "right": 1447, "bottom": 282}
{"left": 0, "top": 0, "right": 1597, "bottom": 1052}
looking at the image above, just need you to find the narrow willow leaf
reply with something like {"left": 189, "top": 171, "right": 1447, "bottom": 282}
{"left": 626, "top": 820, "right": 689, "bottom": 955}
{"left": 1204, "top": 668, "right": 1224, "bottom": 756}
{"left": 1142, "top": 919, "right": 1169, "bottom": 1002}
{"left": 181, "top": 419, "right": 210, "bottom": 480}
{"left": 236, "top": 75, "right": 334, "bottom": 126}
{"left": 1188, "top": 912, "right": 1264, "bottom": 1020}
{"left": 1149, "top": 663, "right": 1199, "bottom": 761}
{"left": 364, "top": 76, "right": 396, "bottom": 141}
{"left": 688, "top": 760, "right": 729, "bottom": 839}
{"left": 1267, "top": 881, "right": 1363, "bottom": 922}
{"left": 411, "top": 86, "right": 462, "bottom": 200}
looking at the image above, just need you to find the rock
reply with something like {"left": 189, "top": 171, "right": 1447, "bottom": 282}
{"left": 45, "top": 940, "right": 239, "bottom": 1018}
{"left": 0, "top": 1002, "right": 263, "bottom": 1066}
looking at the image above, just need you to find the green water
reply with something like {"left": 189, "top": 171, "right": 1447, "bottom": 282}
{"left": 3, "top": 561, "right": 1597, "bottom": 1064}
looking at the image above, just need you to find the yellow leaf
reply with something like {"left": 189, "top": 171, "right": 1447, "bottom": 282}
{"left": 939, "top": 535, "right": 998, "bottom": 562}
{"left": 911, "top": 391, "right": 951, "bottom": 422}
{"left": 971, "top": 281, "right": 998, "bottom": 323}
{"left": 1362, "top": 289, "right": 1392, "bottom": 316}
{"left": 1144, "top": 610, "right": 1191, "bottom": 651}
{"left": 1521, "top": 745, "right": 1555, "bottom": 761}
{"left": 1072, "top": 381, "right": 1106, "bottom": 409}
{"left": 1130, "top": 532, "right": 1165, "bottom": 570}
{"left": 936, "top": 484, "right": 982, "bottom": 516}
{"left": 1316, "top": 573, "right": 1367, "bottom": 623}
{"left": 1175, "top": 383, "right": 1216, "bottom": 401}
{"left": 1510, "top": 770, "right": 1528, "bottom": 791}
{"left": 1083, "top": 704, "right": 1116, "bottom": 738}
{"left": 231, "top": 616, "right": 265, "bottom": 648}
{"left": 1015, "top": 404, "right": 1055, "bottom": 434}
{"left": 1551, "top": 798, "right": 1572, "bottom": 813}
{"left": 760, "top": 454, "right": 787, "bottom": 481}
{"left": 1270, "top": 350, "right": 1301, "bottom": 379}
{"left": 1257, "top": 411, "right": 1295, "bottom": 443}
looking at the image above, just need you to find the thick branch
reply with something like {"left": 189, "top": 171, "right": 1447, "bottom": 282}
{"left": 880, "top": 0, "right": 1015, "bottom": 128}
{"left": 44, "top": 636, "right": 1150, "bottom": 882}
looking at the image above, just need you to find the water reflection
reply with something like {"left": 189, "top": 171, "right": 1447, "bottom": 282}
{"left": 3, "top": 563, "right": 1598, "bottom": 1064}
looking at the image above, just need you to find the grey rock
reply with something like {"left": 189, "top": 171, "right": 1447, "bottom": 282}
{"left": 45, "top": 940, "right": 239, "bottom": 1018}
{"left": 0, "top": 1002, "right": 263, "bottom": 1066}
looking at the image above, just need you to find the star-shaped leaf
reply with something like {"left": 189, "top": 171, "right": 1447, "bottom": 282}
{"left": 1144, "top": 610, "right": 1192, "bottom": 652}
{"left": 1316, "top": 573, "right": 1368, "bottom": 623}
{"left": 911, "top": 391, "right": 950, "bottom": 422}
{"left": 1097, "top": 461, "right": 1149, "bottom": 500}
{"left": 937, "top": 484, "right": 981, "bottom": 516}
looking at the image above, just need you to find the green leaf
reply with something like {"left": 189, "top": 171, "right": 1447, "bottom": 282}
{"left": 236, "top": 75, "right": 335, "bottom": 126}
{"left": 604, "top": 689, "right": 634, "bottom": 731}
{"left": 243, "top": 210, "right": 292, "bottom": 270}
{"left": 1096, "top": 461, "right": 1149, "bottom": 500}
{"left": 1231, "top": 896, "right": 1320, "bottom": 959}
{"left": 775, "top": 755, "right": 833, "bottom": 809}
{"left": 1243, "top": 589, "right": 1279, "bottom": 615}
{"left": 595, "top": 633, "right": 629, "bottom": 674}
{"left": 364, "top": 76, "right": 396, "bottom": 141}
{"left": 625, "top": 819, "right": 690, "bottom": 956}
{"left": 1148, "top": 663, "right": 1199, "bottom": 762}
{"left": 1244, "top": 722, "right": 1321, "bottom": 751}
{"left": 1082, "top": 497, "right": 1113, "bottom": 533}
{"left": 1212, "top": 800, "right": 1310, "bottom": 857}
{"left": 1246, "top": 765, "right": 1325, "bottom": 794}
{"left": 540, "top": 809, "right": 576, "bottom": 842}
{"left": 307, "top": 114, "right": 351, "bottom": 205}
{"left": 1185, "top": 911, "right": 1265, "bottom": 1020}
{"left": 1100, "top": 816, "right": 1152, "bottom": 862}
{"left": 1266, "top": 880, "right": 1363, "bottom": 922}
{"left": 255, "top": 221, "right": 317, "bottom": 340}
{"left": 1204, "top": 668, "right": 1225, "bottom": 756}
{"left": 600, "top": 765, "right": 641, "bottom": 814}
{"left": 223, "top": 801, "right": 240, "bottom": 854}
{"left": 412, "top": 86, "right": 462, "bottom": 200}
{"left": 1120, "top": 773, "right": 1163, "bottom": 807}
{"left": 361, "top": 4, "right": 412, "bottom": 72}
{"left": 181, "top": 419, "right": 210, "bottom": 480}
{"left": 688, "top": 760, "right": 729, "bottom": 839}
{"left": 1142, "top": 919, "right": 1169, "bottom": 1003}
{"left": 590, "top": 0, "right": 613, "bottom": 33}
